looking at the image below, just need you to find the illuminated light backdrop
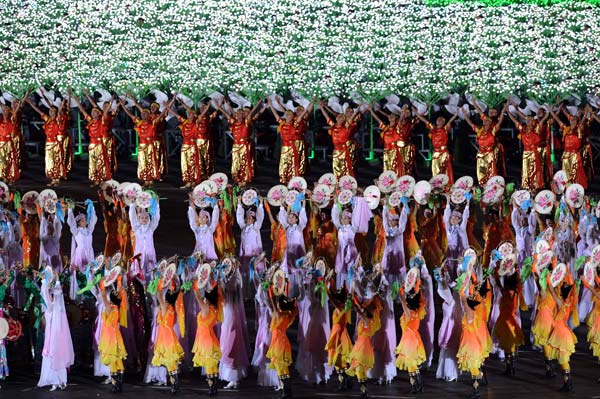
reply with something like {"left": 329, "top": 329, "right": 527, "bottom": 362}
{"left": 0, "top": 0, "right": 599, "bottom": 105}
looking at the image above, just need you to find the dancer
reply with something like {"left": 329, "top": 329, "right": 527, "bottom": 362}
{"left": 550, "top": 106, "right": 587, "bottom": 188}
{"left": 507, "top": 112, "right": 547, "bottom": 191}
{"left": 129, "top": 198, "right": 160, "bottom": 279}
{"left": 368, "top": 106, "right": 400, "bottom": 175}
{"left": 82, "top": 89, "right": 119, "bottom": 174}
{"left": 26, "top": 96, "right": 71, "bottom": 186}
{"left": 98, "top": 188, "right": 121, "bottom": 257}
{"left": 381, "top": 200, "right": 409, "bottom": 285}
{"left": 153, "top": 277, "right": 185, "bottom": 394}
{"left": 443, "top": 192, "right": 471, "bottom": 278}
{"left": 38, "top": 274, "right": 74, "bottom": 391}
{"left": 0, "top": 93, "right": 27, "bottom": 183}
{"left": 266, "top": 288, "right": 298, "bottom": 399}
{"left": 325, "top": 279, "right": 353, "bottom": 391}
{"left": 252, "top": 272, "right": 280, "bottom": 389}
{"left": 415, "top": 112, "right": 458, "bottom": 183}
{"left": 192, "top": 278, "right": 222, "bottom": 396}
{"left": 170, "top": 104, "right": 201, "bottom": 188}
{"left": 435, "top": 263, "right": 461, "bottom": 382}
{"left": 464, "top": 103, "right": 508, "bottom": 185}
{"left": 40, "top": 212, "right": 63, "bottom": 272}
{"left": 236, "top": 197, "right": 265, "bottom": 298}
{"left": 278, "top": 199, "right": 308, "bottom": 298}
{"left": 265, "top": 202, "right": 286, "bottom": 264}
{"left": 188, "top": 197, "right": 219, "bottom": 260}
{"left": 320, "top": 102, "right": 359, "bottom": 178}
{"left": 98, "top": 277, "right": 128, "bottom": 393}
{"left": 67, "top": 201, "right": 97, "bottom": 270}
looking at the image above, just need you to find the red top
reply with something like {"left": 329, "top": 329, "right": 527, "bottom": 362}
{"left": 396, "top": 120, "right": 414, "bottom": 143}
{"left": 476, "top": 127, "right": 497, "bottom": 152}
{"left": 518, "top": 125, "right": 541, "bottom": 151}
{"left": 380, "top": 124, "right": 399, "bottom": 150}
{"left": 135, "top": 119, "right": 157, "bottom": 145}
{"left": 278, "top": 121, "right": 297, "bottom": 146}
{"left": 179, "top": 118, "right": 197, "bottom": 145}
{"left": 86, "top": 117, "right": 106, "bottom": 145}
{"left": 230, "top": 120, "right": 250, "bottom": 144}
{"left": 42, "top": 115, "right": 67, "bottom": 143}
{"left": 196, "top": 115, "right": 213, "bottom": 140}
{"left": 563, "top": 128, "right": 582, "bottom": 152}
{"left": 294, "top": 118, "right": 308, "bottom": 140}
{"left": 429, "top": 125, "right": 449, "bottom": 151}
{"left": 329, "top": 125, "right": 351, "bottom": 150}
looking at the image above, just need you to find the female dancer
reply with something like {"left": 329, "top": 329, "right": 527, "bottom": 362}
{"left": 153, "top": 277, "right": 185, "bottom": 394}
{"left": 38, "top": 275, "right": 74, "bottom": 391}
{"left": 0, "top": 93, "right": 27, "bottom": 183}
{"left": 98, "top": 277, "right": 128, "bottom": 393}
{"left": 129, "top": 199, "right": 160, "bottom": 280}
{"left": 40, "top": 212, "right": 63, "bottom": 271}
{"left": 415, "top": 112, "right": 458, "bottom": 183}
{"left": 266, "top": 289, "right": 299, "bottom": 399}
{"left": 326, "top": 279, "right": 353, "bottom": 390}
{"left": 216, "top": 99, "right": 263, "bottom": 186}
{"left": 443, "top": 193, "right": 471, "bottom": 278}
{"left": 82, "top": 89, "right": 119, "bottom": 174}
{"left": 531, "top": 262, "right": 557, "bottom": 378}
{"left": 236, "top": 197, "right": 265, "bottom": 298}
{"left": 550, "top": 106, "right": 587, "bottom": 188}
{"left": 252, "top": 273, "right": 280, "bottom": 389}
{"left": 67, "top": 202, "right": 97, "bottom": 270}
{"left": 278, "top": 200, "right": 308, "bottom": 298}
{"left": 98, "top": 189, "right": 120, "bottom": 257}
{"left": 382, "top": 202, "right": 409, "bottom": 285}
{"left": 19, "top": 205, "right": 40, "bottom": 269}
{"left": 214, "top": 186, "right": 236, "bottom": 259}
{"left": 26, "top": 96, "right": 71, "bottom": 186}
{"left": 395, "top": 278, "right": 426, "bottom": 393}
{"left": 192, "top": 279, "right": 222, "bottom": 396}
{"left": 187, "top": 196, "right": 219, "bottom": 260}
{"left": 73, "top": 96, "right": 113, "bottom": 185}
{"left": 368, "top": 106, "right": 400, "bottom": 174}
{"left": 435, "top": 263, "right": 462, "bottom": 382}
{"left": 464, "top": 103, "right": 508, "bottom": 185}
{"left": 219, "top": 261, "right": 250, "bottom": 389}
{"left": 265, "top": 202, "right": 286, "bottom": 264}
{"left": 583, "top": 274, "right": 600, "bottom": 383}
{"left": 507, "top": 113, "right": 548, "bottom": 191}
{"left": 120, "top": 99, "right": 171, "bottom": 187}
{"left": 320, "top": 103, "right": 359, "bottom": 178}
{"left": 492, "top": 268, "right": 524, "bottom": 376}
{"left": 170, "top": 106, "right": 200, "bottom": 189}
{"left": 546, "top": 267, "right": 578, "bottom": 392}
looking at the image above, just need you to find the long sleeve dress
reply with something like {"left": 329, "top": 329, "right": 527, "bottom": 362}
{"left": 279, "top": 207, "right": 307, "bottom": 298}
{"left": 67, "top": 207, "right": 97, "bottom": 270}
{"left": 40, "top": 215, "right": 63, "bottom": 271}
{"left": 129, "top": 203, "right": 160, "bottom": 279}
{"left": 188, "top": 205, "right": 219, "bottom": 261}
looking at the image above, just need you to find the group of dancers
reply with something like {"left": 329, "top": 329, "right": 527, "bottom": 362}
{"left": 0, "top": 89, "right": 597, "bottom": 190}
{"left": 0, "top": 161, "right": 600, "bottom": 399}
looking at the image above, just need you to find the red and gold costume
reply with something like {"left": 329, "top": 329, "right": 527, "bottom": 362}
{"left": 295, "top": 117, "right": 309, "bottom": 176}
{"left": 150, "top": 113, "right": 168, "bottom": 177}
{"left": 475, "top": 125, "right": 502, "bottom": 185}
{"left": 214, "top": 199, "right": 235, "bottom": 259}
{"left": 380, "top": 123, "right": 400, "bottom": 174}
{"left": 347, "top": 115, "right": 361, "bottom": 168}
{"left": 229, "top": 118, "right": 254, "bottom": 185}
{"left": 0, "top": 113, "right": 20, "bottom": 181}
{"left": 102, "top": 202, "right": 121, "bottom": 257}
{"left": 561, "top": 125, "right": 587, "bottom": 188}
{"left": 395, "top": 120, "right": 416, "bottom": 177}
{"left": 134, "top": 119, "right": 161, "bottom": 183}
{"left": 327, "top": 122, "right": 354, "bottom": 178}
{"left": 371, "top": 214, "right": 385, "bottom": 265}
{"left": 579, "top": 117, "right": 594, "bottom": 183}
{"left": 101, "top": 114, "right": 117, "bottom": 174}
{"left": 419, "top": 213, "right": 444, "bottom": 270}
{"left": 178, "top": 117, "right": 200, "bottom": 185}
{"left": 427, "top": 123, "right": 454, "bottom": 183}
{"left": 516, "top": 123, "right": 544, "bottom": 191}
{"left": 86, "top": 116, "right": 112, "bottom": 183}
{"left": 19, "top": 211, "right": 40, "bottom": 268}
{"left": 277, "top": 120, "right": 304, "bottom": 184}
{"left": 267, "top": 306, "right": 298, "bottom": 376}
{"left": 42, "top": 114, "right": 70, "bottom": 180}
{"left": 117, "top": 211, "right": 134, "bottom": 261}
{"left": 195, "top": 114, "right": 215, "bottom": 182}
{"left": 315, "top": 219, "right": 338, "bottom": 268}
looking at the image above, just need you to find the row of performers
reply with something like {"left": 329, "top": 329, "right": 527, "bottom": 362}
{"left": 0, "top": 183, "right": 600, "bottom": 397}
{"left": 0, "top": 91, "right": 597, "bottom": 190}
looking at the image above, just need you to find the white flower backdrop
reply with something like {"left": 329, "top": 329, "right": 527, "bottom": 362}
{"left": 0, "top": 0, "right": 599, "bottom": 105}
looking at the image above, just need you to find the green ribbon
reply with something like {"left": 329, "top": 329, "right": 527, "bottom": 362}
{"left": 539, "top": 268, "right": 550, "bottom": 292}
{"left": 147, "top": 276, "right": 160, "bottom": 295}
{"left": 453, "top": 271, "right": 467, "bottom": 292}
{"left": 575, "top": 256, "right": 586, "bottom": 272}
{"left": 181, "top": 280, "right": 193, "bottom": 293}
{"left": 314, "top": 280, "right": 327, "bottom": 308}
{"left": 77, "top": 274, "right": 102, "bottom": 295}
{"left": 13, "top": 191, "right": 21, "bottom": 210}
{"left": 391, "top": 281, "right": 400, "bottom": 301}
{"left": 520, "top": 256, "right": 533, "bottom": 281}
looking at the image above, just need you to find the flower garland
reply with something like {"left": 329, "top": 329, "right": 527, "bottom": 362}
{"left": 0, "top": 0, "right": 598, "bottom": 104}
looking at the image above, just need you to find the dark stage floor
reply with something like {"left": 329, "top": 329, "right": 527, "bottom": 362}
{"left": 3, "top": 154, "right": 600, "bottom": 398}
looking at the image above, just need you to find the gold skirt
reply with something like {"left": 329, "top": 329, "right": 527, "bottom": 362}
{"left": 431, "top": 150, "right": 453, "bottom": 182}
{"left": 60, "top": 135, "right": 73, "bottom": 175}
{"left": 0, "top": 140, "right": 19, "bottom": 181}
{"left": 333, "top": 148, "right": 353, "bottom": 178}
{"left": 12, "top": 133, "right": 23, "bottom": 172}
{"left": 88, "top": 143, "right": 111, "bottom": 183}
{"left": 45, "top": 142, "right": 65, "bottom": 179}
{"left": 180, "top": 143, "right": 198, "bottom": 184}
{"left": 521, "top": 150, "right": 543, "bottom": 191}
{"left": 538, "top": 146, "right": 552, "bottom": 183}
{"left": 476, "top": 146, "right": 500, "bottom": 185}
{"left": 155, "top": 138, "right": 167, "bottom": 175}
{"left": 232, "top": 142, "right": 254, "bottom": 185}
{"left": 138, "top": 143, "right": 161, "bottom": 182}
{"left": 196, "top": 138, "right": 214, "bottom": 181}
{"left": 581, "top": 143, "right": 594, "bottom": 181}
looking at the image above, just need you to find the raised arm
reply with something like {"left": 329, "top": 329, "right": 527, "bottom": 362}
{"left": 66, "top": 208, "right": 77, "bottom": 235}
{"left": 72, "top": 96, "right": 91, "bottom": 120}
{"left": 368, "top": 105, "right": 385, "bottom": 126}
{"left": 266, "top": 98, "right": 282, "bottom": 121}
{"left": 298, "top": 206, "right": 308, "bottom": 230}
{"left": 256, "top": 201, "right": 265, "bottom": 229}
{"left": 495, "top": 102, "right": 508, "bottom": 127}
{"left": 209, "top": 205, "right": 220, "bottom": 233}
{"left": 236, "top": 202, "right": 246, "bottom": 229}
{"left": 83, "top": 89, "right": 100, "bottom": 109}
{"left": 128, "top": 203, "right": 140, "bottom": 230}
{"left": 150, "top": 200, "right": 161, "bottom": 231}
{"left": 319, "top": 102, "right": 334, "bottom": 125}
{"left": 463, "top": 112, "right": 477, "bottom": 131}
{"left": 119, "top": 99, "right": 137, "bottom": 121}
{"left": 25, "top": 97, "right": 46, "bottom": 118}
{"left": 128, "top": 94, "right": 144, "bottom": 113}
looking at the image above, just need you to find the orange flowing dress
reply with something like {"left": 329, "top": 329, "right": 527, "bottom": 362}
{"left": 371, "top": 214, "right": 385, "bottom": 265}
{"left": 457, "top": 305, "right": 492, "bottom": 374}
{"left": 20, "top": 211, "right": 40, "bottom": 269}
{"left": 586, "top": 295, "right": 600, "bottom": 359}
{"left": 394, "top": 302, "right": 426, "bottom": 371}
{"left": 325, "top": 308, "right": 353, "bottom": 368}
{"left": 492, "top": 288, "right": 524, "bottom": 354}
{"left": 152, "top": 305, "right": 185, "bottom": 368}
{"left": 102, "top": 205, "right": 121, "bottom": 257}
{"left": 98, "top": 305, "right": 127, "bottom": 367}
{"left": 270, "top": 221, "right": 286, "bottom": 264}
{"left": 214, "top": 205, "right": 235, "bottom": 259}
{"left": 192, "top": 307, "right": 222, "bottom": 369}
{"left": 532, "top": 292, "right": 556, "bottom": 347}
{"left": 546, "top": 297, "right": 577, "bottom": 365}
{"left": 267, "top": 308, "right": 298, "bottom": 375}
{"left": 346, "top": 303, "right": 382, "bottom": 377}
{"left": 316, "top": 220, "right": 337, "bottom": 268}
